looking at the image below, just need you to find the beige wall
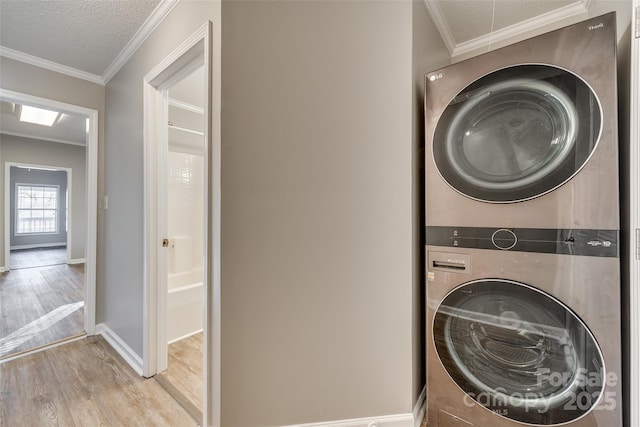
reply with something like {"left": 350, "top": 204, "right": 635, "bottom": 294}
{"left": 219, "top": 0, "right": 449, "bottom": 424}
{"left": 0, "top": 135, "right": 86, "bottom": 260}
{"left": 411, "top": 0, "right": 450, "bottom": 407}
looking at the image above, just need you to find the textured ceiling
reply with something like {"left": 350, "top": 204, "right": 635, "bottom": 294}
{"left": 434, "top": 0, "right": 576, "bottom": 44}
{"left": 425, "top": 0, "right": 590, "bottom": 56}
{"left": 0, "top": 0, "right": 160, "bottom": 76}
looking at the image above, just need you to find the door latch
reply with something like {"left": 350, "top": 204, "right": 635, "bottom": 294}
{"left": 162, "top": 238, "right": 169, "bottom": 248}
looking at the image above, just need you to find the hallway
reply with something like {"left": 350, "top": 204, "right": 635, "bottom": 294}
{"left": 0, "top": 260, "right": 84, "bottom": 359}
{"left": 0, "top": 335, "right": 197, "bottom": 426}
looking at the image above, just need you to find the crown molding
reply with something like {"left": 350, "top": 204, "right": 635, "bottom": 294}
{"left": 102, "top": 0, "right": 180, "bottom": 84}
{"left": 452, "top": 0, "right": 591, "bottom": 58}
{"left": 422, "top": 0, "right": 457, "bottom": 55}
{"left": 0, "top": 46, "right": 104, "bottom": 85}
{"left": 0, "top": 130, "right": 86, "bottom": 147}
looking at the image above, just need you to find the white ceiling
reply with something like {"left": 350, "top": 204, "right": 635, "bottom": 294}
{"left": 425, "top": 0, "right": 591, "bottom": 56}
{"left": 0, "top": 101, "right": 87, "bottom": 146}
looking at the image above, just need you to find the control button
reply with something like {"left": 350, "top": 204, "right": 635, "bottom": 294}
{"left": 492, "top": 228, "right": 517, "bottom": 250}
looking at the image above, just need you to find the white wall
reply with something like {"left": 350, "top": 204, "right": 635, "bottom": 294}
{"left": 0, "top": 135, "right": 87, "bottom": 262}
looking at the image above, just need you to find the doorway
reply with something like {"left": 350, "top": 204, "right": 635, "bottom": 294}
{"left": 142, "top": 21, "right": 219, "bottom": 427}
{"left": 0, "top": 90, "right": 98, "bottom": 361}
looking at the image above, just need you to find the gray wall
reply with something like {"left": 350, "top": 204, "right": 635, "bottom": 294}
{"left": 9, "top": 167, "right": 67, "bottom": 248}
{"left": 0, "top": 135, "right": 87, "bottom": 261}
{"left": 0, "top": 57, "right": 104, "bottom": 306}
{"left": 102, "top": 0, "right": 220, "bottom": 359}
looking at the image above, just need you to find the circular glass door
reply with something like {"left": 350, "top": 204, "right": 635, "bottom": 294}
{"left": 433, "top": 65, "right": 601, "bottom": 202}
{"left": 433, "top": 279, "right": 605, "bottom": 425}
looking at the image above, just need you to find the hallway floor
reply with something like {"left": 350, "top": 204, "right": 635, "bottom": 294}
{"left": 10, "top": 246, "right": 67, "bottom": 270}
{"left": 0, "top": 262, "right": 84, "bottom": 359}
{"left": 0, "top": 335, "right": 197, "bottom": 426}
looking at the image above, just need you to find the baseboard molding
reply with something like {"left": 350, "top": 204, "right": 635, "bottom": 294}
{"left": 413, "top": 386, "right": 426, "bottom": 427}
{"left": 284, "top": 413, "right": 414, "bottom": 427}
{"left": 96, "top": 323, "right": 143, "bottom": 376}
{"left": 68, "top": 258, "right": 86, "bottom": 265}
{"left": 0, "top": 266, "right": 6, "bottom": 273}
{"left": 10, "top": 242, "right": 66, "bottom": 250}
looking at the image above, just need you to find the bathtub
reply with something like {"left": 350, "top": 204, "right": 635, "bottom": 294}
{"left": 167, "top": 272, "right": 204, "bottom": 344}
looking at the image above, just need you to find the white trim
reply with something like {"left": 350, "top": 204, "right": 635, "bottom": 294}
{"left": 168, "top": 98, "right": 205, "bottom": 114}
{"left": 102, "top": 0, "right": 180, "bottom": 84}
{"left": 143, "top": 21, "right": 219, "bottom": 427}
{"left": 421, "top": 0, "right": 457, "bottom": 54}
{"left": 0, "top": 46, "right": 104, "bottom": 85}
{"left": 424, "top": 0, "right": 591, "bottom": 58}
{"left": 167, "top": 328, "right": 203, "bottom": 345}
{"left": 413, "top": 386, "right": 426, "bottom": 427}
{"left": 0, "top": 267, "right": 7, "bottom": 273}
{"left": 0, "top": 131, "right": 86, "bottom": 147}
{"left": 0, "top": 334, "right": 86, "bottom": 364}
{"left": 629, "top": 3, "right": 640, "bottom": 427}
{"left": 68, "top": 258, "right": 85, "bottom": 265}
{"left": 0, "top": 89, "right": 98, "bottom": 336}
{"left": 10, "top": 242, "right": 67, "bottom": 251}
{"left": 284, "top": 413, "right": 414, "bottom": 427}
{"left": 96, "top": 323, "right": 143, "bottom": 376}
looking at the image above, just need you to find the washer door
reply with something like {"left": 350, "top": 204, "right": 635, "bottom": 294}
{"left": 433, "top": 65, "right": 601, "bottom": 202}
{"left": 433, "top": 279, "right": 605, "bottom": 425}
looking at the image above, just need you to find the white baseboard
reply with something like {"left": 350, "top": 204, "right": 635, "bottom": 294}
{"left": 68, "top": 258, "right": 85, "bottom": 265}
{"left": 283, "top": 388, "right": 425, "bottom": 427}
{"left": 96, "top": 323, "right": 143, "bottom": 376}
{"left": 413, "top": 386, "right": 426, "bottom": 427}
{"left": 0, "top": 266, "right": 6, "bottom": 273}
{"left": 284, "top": 413, "right": 414, "bottom": 427}
{"left": 10, "top": 242, "right": 67, "bottom": 250}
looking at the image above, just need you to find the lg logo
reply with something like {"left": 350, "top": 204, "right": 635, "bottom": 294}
{"left": 429, "top": 73, "right": 444, "bottom": 82}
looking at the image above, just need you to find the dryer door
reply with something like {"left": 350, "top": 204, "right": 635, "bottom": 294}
{"left": 433, "top": 279, "right": 605, "bottom": 425}
{"left": 433, "top": 65, "right": 601, "bottom": 203}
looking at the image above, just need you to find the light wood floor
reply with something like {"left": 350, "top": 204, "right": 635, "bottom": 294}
{"left": 10, "top": 247, "right": 67, "bottom": 270}
{"left": 0, "top": 335, "right": 197, "bottom": 426}
{"left": 0, "top": 263, "right": 84, "bottom": 359}
{"left": 156, "top": 333, "right": 203, "bottom": 422}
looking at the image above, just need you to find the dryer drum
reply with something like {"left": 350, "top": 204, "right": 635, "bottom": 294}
{"left": 433, "top": 65, "right": 602, "bottom": 203}
{"left": 433, "top": 279, "right": 605, "bottom": 425}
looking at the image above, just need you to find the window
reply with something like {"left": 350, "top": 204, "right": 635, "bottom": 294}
{"left": 15, "top": 184, "right": 59, "bottom": 235}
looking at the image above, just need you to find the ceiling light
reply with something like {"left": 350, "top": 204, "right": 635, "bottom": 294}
{"left": 18, "top": 105, "right": 61, "bottom": 127}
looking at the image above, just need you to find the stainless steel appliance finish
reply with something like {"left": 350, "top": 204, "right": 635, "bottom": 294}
{"left": 424, "top": 12, "right": 619, "bottom": 230}
{"left": 426, "top": 247, "right": 622, "bottom": 427}
{"left": 424, "top": 13, "right": 622, "bottom": 427}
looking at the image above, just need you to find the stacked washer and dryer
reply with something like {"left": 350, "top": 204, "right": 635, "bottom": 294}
{"left": 424, "top": 12, "right": 622, "bottom": 427}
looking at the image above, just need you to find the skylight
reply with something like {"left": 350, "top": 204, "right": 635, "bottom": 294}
{"left": 18, "top": 105, "right": 61, "bottom": 127}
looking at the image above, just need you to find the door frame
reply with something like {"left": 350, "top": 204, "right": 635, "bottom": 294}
{"left": 629, "top": 2, "right": 639, "bottom": 426}
{"left": 142, "top": 21, "right": 220, "bottom": 427}
{"left": 0, "top": 88, "right": 98, "bottom": 336}
{"left": 4, "top": 162, "right": 73, "bottom": 264}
